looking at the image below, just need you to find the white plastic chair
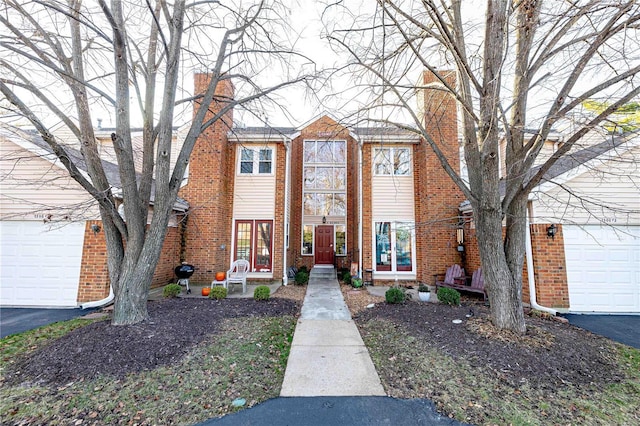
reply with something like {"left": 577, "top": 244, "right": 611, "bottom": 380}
{"left": 226, "top": 259, "right": 250, "bottom": 294}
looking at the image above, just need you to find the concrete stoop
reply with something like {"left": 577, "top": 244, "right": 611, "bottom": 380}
{"left": 309, "top": 266, "right": 337, "bottom": 280}
{"left": 280, "top": 274, "right": 386, "bottom": 397}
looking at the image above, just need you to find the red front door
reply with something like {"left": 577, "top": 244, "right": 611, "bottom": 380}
{"left": 315, "top": 225, "right": 334, "bottom": 265}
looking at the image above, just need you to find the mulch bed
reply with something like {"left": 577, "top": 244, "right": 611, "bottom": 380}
{"left": 4, "top": 296, "right": 300, "bottom": 387}
{"left": 354, "top": 301, "right": 624, "bottom": 390}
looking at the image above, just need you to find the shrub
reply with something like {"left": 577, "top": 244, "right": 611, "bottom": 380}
{"left": 437, "top": 287, "right": 461, "bottom": 306}
{"left": 351, "top": 278, "right": 363, "bottom": 288}
{"left": 294, "top": 271, "right": 309, "bottom": 285}
{"left": 418, "top": 284, "right": 430, "bottom": 293}
{"left": 163, "top": 283, "right": 181, "bottom": 298}
{"left": 254, "top": 285, "right": 271, "bottom": 301}
{"left": 342, "top": 271, "right": 351, "bottom": 285}
{"left": 385, "top": 287, "right": 406, "bottom": 304}
{"left": 209, "top": 286, "right": 227, "bottom": 300}
{"left": 298, "top": 265, "right": 309, "bottom": 273}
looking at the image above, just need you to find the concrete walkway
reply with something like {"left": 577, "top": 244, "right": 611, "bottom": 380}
{"left": 280, "top": 268, "right": 386, "bottom": 397}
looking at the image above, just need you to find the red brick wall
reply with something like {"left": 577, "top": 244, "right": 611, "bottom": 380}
{"left": 77, "top": 220, "right": 182, "bottom": 303}
{"left": 414, "top": 70, "right": 465, "bottom": 284}
{"left": 153, "top": 225, "right": 182, "bottom": 287}
{"left": 528, "top": 224, "right": 569, "bottom": 308}
{"left": 272, "top": 143, "right": 286, "bottom": 281}
{"left": 77, "top": 220, "right": 110, "bottom": 302}
{"left": 361, "top": 143, "right": 373, "bottom": 273}
{"left": 179, "top": 74, "right": 235, "bottom": 282}
{"left": 464, "top": 222, "right": 570, "bottom": 308}
{"left": 288, "top": 131, "right": 305, "bottom": 270}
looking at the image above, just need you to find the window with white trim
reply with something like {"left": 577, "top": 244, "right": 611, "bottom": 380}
{"left": 239, "top": 147, "right": 273, "bottom": 175}
{"left": 375, "top": 221, "right": 414, "bottom": 272}
{"left": 373, "top": 147, "right": 411, "bottom": 176}
{"left": 234, "top": 220, "right": 273, "bottom": 272}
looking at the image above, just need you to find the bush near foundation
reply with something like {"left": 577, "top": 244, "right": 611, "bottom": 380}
{"left": 437, "top": 287, "right": 460, "bottom": 306}
{"left": 385, "top": 287, "right": 406, "bottom": 304}
{"left": 209, "top": 286, "right": 228, "bottom": 300}
{"left": 163, "top": 284, "right": 181, "bottom": 298}
{"left": 254, "top": 285, "right": 271, "bottom": 301}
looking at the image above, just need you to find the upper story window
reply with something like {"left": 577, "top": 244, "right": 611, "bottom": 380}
{"left": 304, "top": 140, "right": 346, "bottom": 164}
{"left": 373, "top": 147, "right": 411, "bottom": 176}
{"left": 240, "top": 147, "right": 273, "bottom": 175}
{"left": 303, "top": 140, "right": 347, "bottom": 218}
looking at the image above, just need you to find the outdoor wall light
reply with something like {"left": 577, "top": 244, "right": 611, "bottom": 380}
{"left": 91, "top": 224, "right": 101, "bottom": 234}
{"left": 322, "top": 216, "right": 327, "bottom": 224}
{"left": 546, "top": 224, "right": 557, "bottom": 239}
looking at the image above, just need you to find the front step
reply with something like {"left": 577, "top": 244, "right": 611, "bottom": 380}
{"left": 310, "top": 266, "right": 336, "bottom": 280}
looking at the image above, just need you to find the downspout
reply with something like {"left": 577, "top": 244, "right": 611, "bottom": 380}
{"left": 282, "top": 136, "right": 291, "bottom": 285}
{"left": 357, "top": 135, "right": 363, "bottom": 277}
{"left": 525, "top": 211, "right": 557, "bottom": 315}
{"left": 80, "top": 285, "right": 114, "bottom": 309}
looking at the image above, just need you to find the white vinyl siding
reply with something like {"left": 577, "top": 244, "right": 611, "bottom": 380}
{"left": 371, "top": 176, "right": 415, "bottom": 220}
{"left": 532, "top": 145, "right": 640, "bottom": 226}
{"left": 0, "top": 139, "right": 100, "bottom": 221}
{"left": 233, "top": 144, "right": 277, "bottom": 219}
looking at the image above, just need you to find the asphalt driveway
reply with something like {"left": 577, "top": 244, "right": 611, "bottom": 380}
{"left": 197, "top": 396, "right": 469, "bottom": 426}
{"left": 0, "top": 307, "right": 96, "bottom": 338}
{"left": 562, "top": 314, "right": 640, "bottom": 349}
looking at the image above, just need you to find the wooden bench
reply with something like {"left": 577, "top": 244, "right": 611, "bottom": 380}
{"left": 435, "top": 264, "right": 466, "bottom": 289}
{"left": 436, "top": 267, "right": 487, "bottom": 301}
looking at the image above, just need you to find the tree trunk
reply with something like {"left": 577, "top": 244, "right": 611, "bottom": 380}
{"left": 112, "top": 273, "right": 150, "bottom": 325}
{"left": 474, "top": 205, "right": 527, "bottom": 334}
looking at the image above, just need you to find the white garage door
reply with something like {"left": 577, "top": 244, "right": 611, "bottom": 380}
{"left": 564, "top": 225, "right": 640, "bottom": 313}
{"left": 0, "top": 221, "right": 85, "bottom": 307}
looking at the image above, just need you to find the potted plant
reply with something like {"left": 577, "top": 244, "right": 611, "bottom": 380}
{"left": 351, "top": 278, "right": 363, "bottom": 288}
{"left": 418, "top": 283, "right": 431, "bottom": 302}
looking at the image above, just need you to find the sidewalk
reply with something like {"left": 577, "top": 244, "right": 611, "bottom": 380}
{"left": 198, "top": 268, "right": 468, "bottom": 425}
{"left": 280, "top": 270, "right": 385, "bottom": 396}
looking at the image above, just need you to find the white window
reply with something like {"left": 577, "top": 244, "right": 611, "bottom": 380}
{"left": 303, "top": 140, "right": 347, "bottom": 217}
{"left": 375, "top": 222, "right": 414, "bottom": 272}
{"left": 239, "top": 147, "right": 273, "bottom": 175}
{"left": 374, "top": 147, "right": 411, "bottom": 176}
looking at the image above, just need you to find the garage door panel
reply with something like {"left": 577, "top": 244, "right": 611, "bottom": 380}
{"left": 564, "top": 225, "right": 639, "bottom": 313}
{"left": 612, "top": 294, "right": 637, "bottom": 311}
{"left": 609, "top": 248, "right": 631, "bottom": 262}
{"left": 1, "top": 221, "right": 85, "bottom": 307}
{"left": 610, "top": 271, "right": 632, "bottom": 282}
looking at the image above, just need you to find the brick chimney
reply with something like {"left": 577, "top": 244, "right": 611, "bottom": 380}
{"left": 179, "top": 74, "right": 235, "bottom": 282}
{"left": 414, "top": 69, "right": 465, "bottom": 282}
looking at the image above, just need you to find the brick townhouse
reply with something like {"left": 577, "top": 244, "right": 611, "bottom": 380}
{"left": 2, "top": 70, "right": 637, "bottom": 312}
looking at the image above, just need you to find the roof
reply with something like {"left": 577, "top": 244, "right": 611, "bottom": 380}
{"left": 0, "top": 124, "right": 188, "bottom": 212}
{"left": 228, "top": 121, "right": 420, "bottom": 143}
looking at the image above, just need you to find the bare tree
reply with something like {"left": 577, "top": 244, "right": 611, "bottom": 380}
{"left": 0, "top": 0, "right": 313, "bottom": 325}
{"left": 324, "top": 0, "right": 640, "bottom": 332}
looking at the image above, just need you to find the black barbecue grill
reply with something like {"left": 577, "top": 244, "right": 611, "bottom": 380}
{"left": 175, "top": 263, "right": 195, "bottom": 294}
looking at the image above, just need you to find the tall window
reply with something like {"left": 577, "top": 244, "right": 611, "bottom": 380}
{"left": 375, "top": 222, "right": 414, "bottom": 272}
{"left": 335, "top": 225, "right": 346, "bottom": 256}
{"left": 374, "top": 147, "right": 411, "bottom": 176}
{"left": 234, "top": 220, "right": 273, "bottom": 272}
{"left": 239, "top": 147, "right": 273, "bottom": 175}
{"left": 375, "top": 222, "right": 392, "bottom": 271}
{"left": 302, "top": 140, "right": 347, "bottom": 218}
{"left": 302, "top": 140, "right": 348, "bottom": 256}
{"left": 302, "top": 225, "right": 313, "bottom": 255}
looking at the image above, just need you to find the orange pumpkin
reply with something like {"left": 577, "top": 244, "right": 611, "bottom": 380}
{"left": 201, "top": 287, "right": 211, "bottom": 297}
{"left": 215, "top": 271, "right": 226, "bottom": 281}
